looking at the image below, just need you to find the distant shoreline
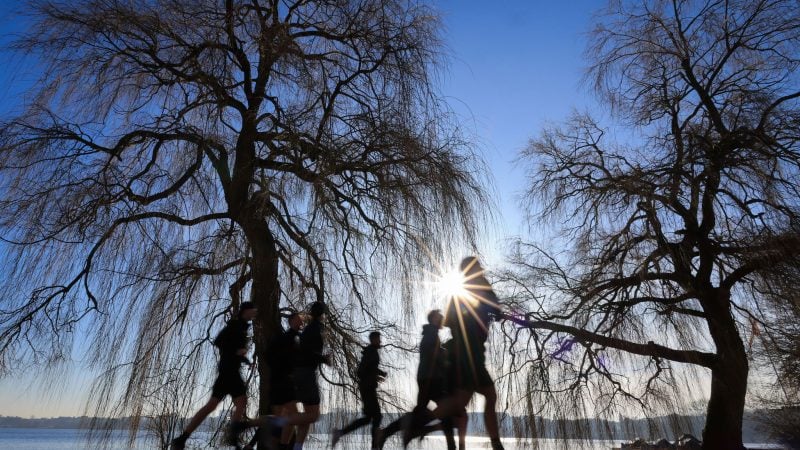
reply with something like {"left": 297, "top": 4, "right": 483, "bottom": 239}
{"left": 0, "top": 415, "right": 216, "bottom": 431}
{"left": 0, "top": 410, "right": 778, "bottom": 443}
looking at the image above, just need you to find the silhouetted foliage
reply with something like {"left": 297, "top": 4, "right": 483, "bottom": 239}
{"left": 499, "top": 1, "right": 800, "bottom": 449}
{"left": 0, "top": 0, "right": 486, "bottom": 445}
{"left": 753, "top": 273, "right": 800, "bottom": 449}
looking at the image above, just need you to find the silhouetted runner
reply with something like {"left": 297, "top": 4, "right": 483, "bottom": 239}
{"left": 378, "top": 310, "right": 459, "bottom": 450}
{"left": 441, "top": 338, "right": 468, "bottom": 450}
{"left": 332, "top": 331, "right": 387, "bottom": 449}
{"left": 245, "top": 311, "right": 304, "bottom": 450}
{"left": 170, "top": 301, "right": 258, "bottom": 450}
{"left": 406, "top": 256, "right": 505, "bottom": 450}
{"left": 251, "top": 301, "right": 329, "bottom": 450}
{"left": 290, "top": 301, "right": 329, "bottom": 449}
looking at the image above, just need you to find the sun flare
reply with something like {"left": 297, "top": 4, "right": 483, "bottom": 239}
{"left": 436, "top": 269, "right": 469, "bottom": 299}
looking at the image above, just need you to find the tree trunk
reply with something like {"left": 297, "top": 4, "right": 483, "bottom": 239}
{"left": 241, "top": 215, "right": 281, "bottom": 415}
{"left": 702, "top": 291, "right": 749, "bottom": 450}
{"left": 704, "top": 359, "right": 748, "bottom": 450}
{"left": 229, "top": 116, "right": 282, "bottom": 415}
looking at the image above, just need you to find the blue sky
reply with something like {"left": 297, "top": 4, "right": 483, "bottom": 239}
{"left": 0, "top": 1, "right": 602, "bottom": 417}
{"left": 437, "top": 0, "right": 598, "bottom": 246}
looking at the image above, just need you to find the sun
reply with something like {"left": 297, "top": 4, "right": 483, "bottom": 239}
{"left": 435, "top": 269, "right": 469, "bottom": 299}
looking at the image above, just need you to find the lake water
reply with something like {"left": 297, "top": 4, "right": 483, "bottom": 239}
{"left": 0, "top": 429, "right": 785, "bottom": 450}
{"left": 0, "top": 428, "right": 622, "bottom": 449}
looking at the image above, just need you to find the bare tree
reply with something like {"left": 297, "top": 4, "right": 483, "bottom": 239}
{"left": 500, "top": 1, "right": 800, "bottom": 449}
{"left": 752, "top": 261, "right": 800, "bottom": 449}
{"left": 0, "top": 0, "right": 486, "bottom": 440}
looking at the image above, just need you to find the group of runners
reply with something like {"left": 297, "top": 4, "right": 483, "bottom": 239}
{"left": 170, "top": 256, "right": 506, "bottom": 450}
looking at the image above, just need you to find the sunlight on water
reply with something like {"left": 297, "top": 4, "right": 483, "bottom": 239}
{"left": 0, "top": 429, "right": 619, "bottom": 450}
{"left": 0, "top": 429, "right": 782, "bottom": 450}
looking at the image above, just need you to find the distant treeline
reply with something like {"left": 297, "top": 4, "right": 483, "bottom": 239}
{"left": 0, "top": 411, "right": 776, "bottom": 442}
{"left": 0, "top": 415, "right": 216, "bottom": 432}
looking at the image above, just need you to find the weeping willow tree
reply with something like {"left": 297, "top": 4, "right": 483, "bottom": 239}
{"left": 750, "top": 256, "right": 800, "bottom": 449}
{"left": 495, "top": 1, "right": 800, "bottom": 449}
{"left": 0, "top": 0, "right": 486, "bottom": 443}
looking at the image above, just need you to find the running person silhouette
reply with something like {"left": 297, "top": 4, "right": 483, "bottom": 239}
{"left": 244, "top": 311, "right": 303, "bottom": 450}
{"left": 332, "top": 331, "right": 387, "bottom": 449}
{"left": 256, "top": 301, "right": 329, "bottom": 450}
{"left": 378, "top": 309, "right": 458, "bottom": 450}
{"left": 170, "top": 301, "right": 257, "bottom": 450}
{"left": 406, "top": 256, "right": 505, "bottom": 450}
